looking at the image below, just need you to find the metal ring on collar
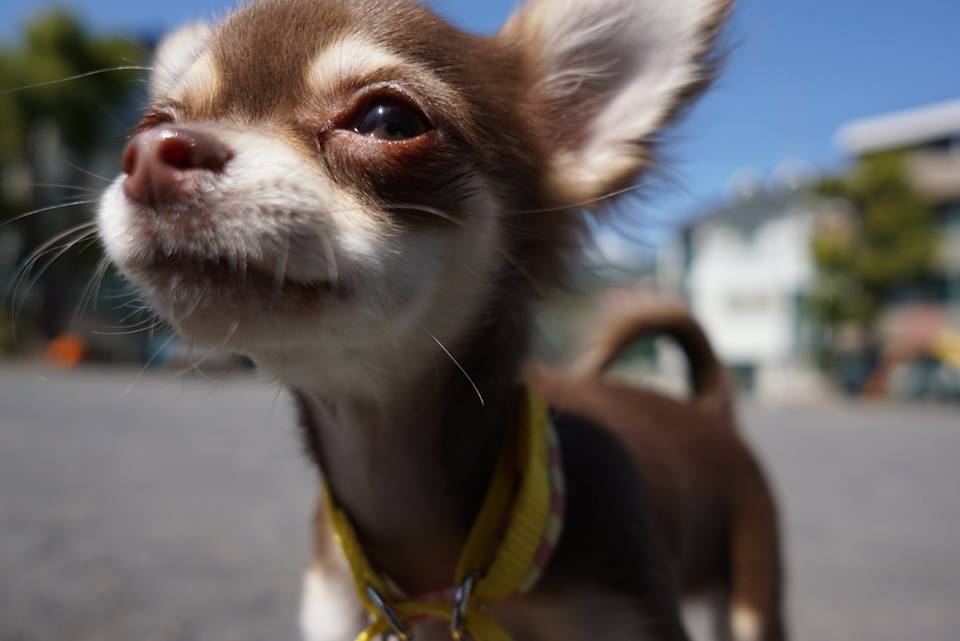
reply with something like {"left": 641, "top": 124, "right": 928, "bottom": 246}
{"left": 450, "top": 572, "right": 484, "bottom": 641}
{"left": 365, "top": 585, "right": 413, "bottom": 641}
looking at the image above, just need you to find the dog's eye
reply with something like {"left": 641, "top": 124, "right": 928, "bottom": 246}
{"left": 353, "top": 100, "right": 430, "bottom": 141}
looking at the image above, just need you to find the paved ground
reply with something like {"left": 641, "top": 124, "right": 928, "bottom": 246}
{"left": 1, "top": 363, "right": 959, "bottom": 641}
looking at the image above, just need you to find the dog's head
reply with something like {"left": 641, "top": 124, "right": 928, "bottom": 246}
{"left": 98, "top": 0, "right": 730, "bottom": 392}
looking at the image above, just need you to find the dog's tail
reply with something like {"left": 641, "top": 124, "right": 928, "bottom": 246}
{"left": 571, "top": 293, "right": 729, "bottom": 413}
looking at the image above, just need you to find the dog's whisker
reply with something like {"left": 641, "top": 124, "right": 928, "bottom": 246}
{"left": 89, "top": 259, "right": 114, "bottom": 313}
{"left": 15, "top": 183, "right": 100, "bottom": 194}
{"left": 271, "top": 233, "right": 291, "bottom": 306}
{"left": 0, "top": 200, "right": 98, "bottom": 229}
{"left": 509, "top": 183, "right": 647, "bottom": 215}
{"left": 99, "top": 314, "right": 163, "bottom": 332}
{"left": 0, "top": 65, "right": 153, "bottom": 95}
{"left": 426, "top": 330, "right": 484, "bottom": 408}
{"left": 124, "top": 333, "right": 177, "bottom": 395}
{"left": 91, "top": 319, "right": 166, "bottom": 336}
{"left": 110, "top": 315, "right": 159, "bottom": 332}
{"left": 319, "top": 234, "right": 340, "bottom": 288}
{"left": 175, "top": 321, "right": 240, "bottom": 378}
{"left": 104, "top": 290, "right": 141, "bottom": 303}
{"left": 8, "top": 223, "right": 98, "bottom": 322}
{"left": 70, "top": 258, "right": 113, "bottom": 333}
{"left": 62, "top": 159, "right": 113, "bottom": 184}
{"left": 11, "top": 221, "right": 97, "bottom": 274}
{"left": 14, "top": 229, "right": 99, "bottom": 321}
{"left": 118, "top": 304, "right": 154, "bottom": 325}
{"left": 172, "top": 292, "right": 206, "bottom": 327}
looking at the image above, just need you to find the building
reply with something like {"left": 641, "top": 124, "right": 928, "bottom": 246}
{"left": 658, "top": 186, "right": 837, "bottom": 399}
{"left": 660, "top": 98, "right": 960, "bottom": 399}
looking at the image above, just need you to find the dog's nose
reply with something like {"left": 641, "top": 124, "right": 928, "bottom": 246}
{"left": 122, "top": 127, "right": 233, "bottom": 208}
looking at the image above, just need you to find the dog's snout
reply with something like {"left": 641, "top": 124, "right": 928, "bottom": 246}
{"left": 122, "top": 127, "right": 233, "bottom": 208}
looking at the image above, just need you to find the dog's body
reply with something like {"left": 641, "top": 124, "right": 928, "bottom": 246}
{"left": 531, "top": 295, "right": 785, "bottom": 641}
{"left": 300, "top": 296, "right": 785, "bottom": 641}
{"left": 95, "top": 0, "right": 785, "bottom": 639}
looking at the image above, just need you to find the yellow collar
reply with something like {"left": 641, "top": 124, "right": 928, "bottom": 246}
{"left": 323, "top": 388, "right": 565, "bottom": 641}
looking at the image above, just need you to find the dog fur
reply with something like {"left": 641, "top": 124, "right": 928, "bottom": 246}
{"left": 530, "top": 291, "right": 786, "bottom": 641}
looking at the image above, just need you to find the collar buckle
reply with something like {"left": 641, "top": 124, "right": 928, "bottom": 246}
{"left": 365, "top": 585, "right": 414, "bottom": 641}
{"left": 450, "top": 571, "right": 483, "bottom": 641}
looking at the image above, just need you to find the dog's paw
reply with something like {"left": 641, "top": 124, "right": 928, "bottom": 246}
{"left": 299, "top": 567, "right": 367, "bottom": 641}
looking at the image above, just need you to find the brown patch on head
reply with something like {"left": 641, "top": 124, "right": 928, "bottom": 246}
{"left": 210, "top": 0, "right": 353, "bottom": 120}
{"left": 169, "top": 51, "right": 221, "bottom": 115}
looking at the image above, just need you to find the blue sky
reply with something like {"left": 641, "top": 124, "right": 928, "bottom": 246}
{"left": 3, "top": 0, "right": 959, "bottom": 229}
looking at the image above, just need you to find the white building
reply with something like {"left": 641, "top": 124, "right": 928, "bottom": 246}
{"left": 659, "top": 188, "right": 836, "bottom": 400}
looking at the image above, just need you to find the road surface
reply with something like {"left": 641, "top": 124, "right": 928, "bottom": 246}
{"left": 1, "top": 364, "right": 958, "bottom": 641}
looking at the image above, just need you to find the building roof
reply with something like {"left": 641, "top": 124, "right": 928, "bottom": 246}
{"left": 681, "top": 186, "right": 816, "bottom": 234}
{"left": 837, "top": 98, "right": 960, "bottom": 155}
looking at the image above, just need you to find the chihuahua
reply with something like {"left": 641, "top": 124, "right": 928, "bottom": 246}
{"left": 98, "top": 0, "right": 784, "bottom": 639}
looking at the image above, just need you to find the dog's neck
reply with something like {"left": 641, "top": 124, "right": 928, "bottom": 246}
{"left": 291, "top": 297, "right": 532, "bottom": 593}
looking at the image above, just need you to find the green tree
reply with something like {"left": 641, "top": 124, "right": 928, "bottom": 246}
{"left": 811, "top": 151, "right": 937, "bottom": 354}
{"left": 0, "top": 11, "right": 144, "bottom": 164}
{"left": 0, "top": 12, "right": 145, "bottom": 339}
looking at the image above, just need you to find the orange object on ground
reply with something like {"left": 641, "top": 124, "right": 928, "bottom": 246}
{"left": 45, "top": 334, "right": 87, "bottom": 369}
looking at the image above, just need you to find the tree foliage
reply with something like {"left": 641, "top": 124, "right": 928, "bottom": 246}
{"left": 811, "top": 151, "right": 937, "bottom": 331}
{"left": 0, "top": 12, "right": 147, "bottom": 339}
{"left": 0, "top": 10, "right": 144, "bottom": 165}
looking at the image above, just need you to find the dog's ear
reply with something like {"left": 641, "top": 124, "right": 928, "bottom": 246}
{"left": 149, "top": 22, "right": 211, "bottom": 99}
{"left": 500, "top": 0, "right": 732, "bottom": 204}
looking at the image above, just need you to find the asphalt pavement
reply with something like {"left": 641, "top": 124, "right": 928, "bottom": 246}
{"left": 1, "top": 364, "right": 958, "bottom": 641}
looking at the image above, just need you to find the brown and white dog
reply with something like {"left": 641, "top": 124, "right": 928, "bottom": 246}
{"left": 96, "top": 0, "right": 784, "bottom": 639}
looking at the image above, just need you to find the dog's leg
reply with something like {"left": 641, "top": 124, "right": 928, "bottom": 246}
{"left": 703, "top": 590, "right": 732, "bottom": 641}
{"left": 300, "top": 496, "right": 368, "bottom": 641}
{"left": 726, "top": 470, "right": 786, "bottom": 641}
{"left": 300, "top": 564, "right": 367, "bottom": 641}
